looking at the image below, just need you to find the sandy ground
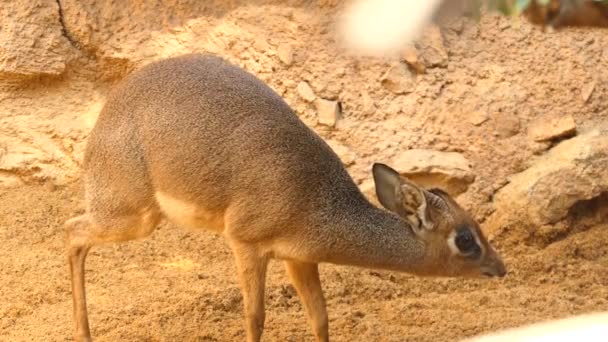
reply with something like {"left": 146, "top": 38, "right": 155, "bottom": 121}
{"left": 1, "top": 184, "right": 607, "bottom": 342}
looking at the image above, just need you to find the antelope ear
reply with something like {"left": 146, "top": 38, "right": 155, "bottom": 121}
{"left": 372, "top": 163, "right": 433, "bottom": 231}
{"left": 372, "top": 163, "right": 403, "bottom": 214}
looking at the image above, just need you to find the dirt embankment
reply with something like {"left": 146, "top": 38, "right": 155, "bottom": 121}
{"left": 1, "top": 1, "right": 607, "bottom": 341}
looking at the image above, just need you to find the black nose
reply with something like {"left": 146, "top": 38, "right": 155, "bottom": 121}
{"left": 481, "top": 259, "right": 507, "bottom": 278}
{"left": 495, "top": 260, "right": 507, "bottom": 278}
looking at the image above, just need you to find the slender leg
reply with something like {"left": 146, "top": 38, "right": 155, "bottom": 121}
{"left": 66, "top": 216, "right": 93, "bottom": 342}
{"left": 66, "top": 211, "right": 159, "bottom": 342}
{"left": 285, "top": 261, "right": 329, "bottom": 342}
{"left": 230, "top": 243, "right": 269, "bottom": 342}
{"left": 69, "top": 245, "right": 92, "bottom": 342}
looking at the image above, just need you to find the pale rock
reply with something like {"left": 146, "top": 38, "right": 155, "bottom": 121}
{"left": 325, "top": 81, "right": 342, "bottom": 98}
{"left": 495, "top": 116, "right": 520, "bottom": 138}
{"left": 392, "top": 149, "right": 475, "bottom": 195}
{"left": 581, "top": 81, "right": 596, "bottom": 102}
{"left": 401, "top": 46, "right": 425, "bottom": 74}
{"left": 315, "top": 98, "right": 341, "bottom": 127}
{"left": 530, "top": 141, "right": 552, "bottom": 155}
{"left": 435, "top": 142, "right": 449, "bottom": 151}
{"left": 253, "top": 38, "right": 270, "bottom": 52}
{"left": 469, "top": 111, "right": 489, "bottom": 126}
{"left": 0, "top": 173, "right": 24, "bottom": 188}
{"left": 381, "top": 63, "right": 416, "bottom": 94}
{"left": 0, "top": 1, "right": 71, "bottom": 78}
{"left": 361, "top": 91, "right": 376, "bottom": 115}
{"left": 297, "top": 81, "right": 316, "bottom": 102}
{"left": 334, "top": 67, "right": 346, "bottom": 77}
{"left": 277, "top": 44, "right": 294, "bottom": 66}
{"left": 417, "top": 25, "right": 448, "bottom": 68}
{"left": 529, "top": 115, "right": 577, "bottom": 142}
{"left": 282, "top": 79, "right": 296, "bottom": 88}
{"left": 492, "top": 126, "right": 608, "bottom": 228}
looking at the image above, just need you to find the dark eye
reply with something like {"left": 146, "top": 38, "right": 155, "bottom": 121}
{"left": 455, "top": 229, "right": 476, "bottom": 253}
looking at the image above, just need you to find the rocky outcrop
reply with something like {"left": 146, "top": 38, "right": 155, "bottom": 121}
{"left": 0, "top": 0, "right": 73, "bottom": 79}
{"left": 392, "top": 149, "right": 475, "bottom": 196}
{"left": 528, "top": 115, "right": 577, "bottom": 142}
{"left": 488, "top": 125, "right": 608, "bottom": 240}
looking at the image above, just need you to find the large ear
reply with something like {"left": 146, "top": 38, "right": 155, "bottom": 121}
{"left": 372, "top": 163, "right": 403, "bottom": 213}
{"left": 372, "top": 163, "right": 433, "bottom": 230}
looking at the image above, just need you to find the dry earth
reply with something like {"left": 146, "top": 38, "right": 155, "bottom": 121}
{"left": 1, "top": 184, "right": 607, "bottom": 341}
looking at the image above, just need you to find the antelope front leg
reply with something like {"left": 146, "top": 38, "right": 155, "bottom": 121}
{"left": 230, "top": 242, "right": 269, "bottom": 342}
{"left": 285, "top": 261, "right": 329, "bottom": 342}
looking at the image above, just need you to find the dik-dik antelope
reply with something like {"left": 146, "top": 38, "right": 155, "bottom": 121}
{"left": 66, "top": 54, "right": 506, "bottom": 342}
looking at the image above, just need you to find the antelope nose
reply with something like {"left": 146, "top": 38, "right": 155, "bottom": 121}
{"left": 495, "top": 261, "right": 507, "bottom": 277}
{"left": 482, "top": 258, "right": 507, "bottom": 278}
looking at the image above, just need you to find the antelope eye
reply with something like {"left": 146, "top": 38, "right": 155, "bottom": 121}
{"left": 455, "top": 229, "right": 476, "bottom": 253}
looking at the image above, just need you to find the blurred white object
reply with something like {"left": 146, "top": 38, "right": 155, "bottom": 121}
{"left": 338, "top": 0, "right": 444, "bottom": 56}
{"left": 462, "top": 312, "right": 608, "bottom": 342}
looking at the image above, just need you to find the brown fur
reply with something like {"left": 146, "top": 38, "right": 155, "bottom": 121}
{"left": 66, "top": 54, "right": 505, "bottom": 342}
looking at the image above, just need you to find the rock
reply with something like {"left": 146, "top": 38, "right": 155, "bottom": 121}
{"left": 493, "top": 126, "right": 608, "bottom": 227}
{"left": 530, "top": 141, "right": 552, "bottom": 155}
{"left": 327, "top": 140, "right": 355, "bottom": 166}
{"left": 529, "top": 115, "right": 577, "bottom": 142}
{"left": 417, "top": 25, "right": 448, "bottom": 68}
{"left": 277, "top": 44, "right": 294, "bottom": 66}
{"left": 381, "top": 63, "right": 416, "bottom": 95}
{"left": 96, "top": 56, "right": 134, "bottom": 82}
{"left": 0, "top": 131, "right": 78, "bottom": 186}
{"left": 499, "top": 19, "right": 511, "bottom": 30}
{"left": 0, "top": 173, "right": 24, "bottom": 188}
{"left": 494, "top": 116, "right": 520, "bottom": 138}
{"left": 435, "top": 142, "right": 449, "bottom": 151}
{"left": 315, "top": 98, "right": 341, "bottom": 127}
{"left": 253, "top": 38, "right": 270, "bottom": 52}
{"left": 282, "top": 79, "right": 296, "bottom": 88}
{"left": 297, "top": 81, "right": 316, "bottom": 102}
{"left": 392, "top": 149, "right": 475, "bottom": 195}
{"left": 581, "top": 81, "right": 596, "bottom": 102}
{"left": 401, "top": 46, "right": 426, "bottom": 74}
{"left": 0, "top": 0, "right": 72, "bottom": 79}
{"left": 361, "top": 91, "right": 376, "bottom": 115}
{"left": 469, "top": 111, "right": 489, "bottom": 126}
{"left": 325, "top": 80, "right": 342, "bottom": 98}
